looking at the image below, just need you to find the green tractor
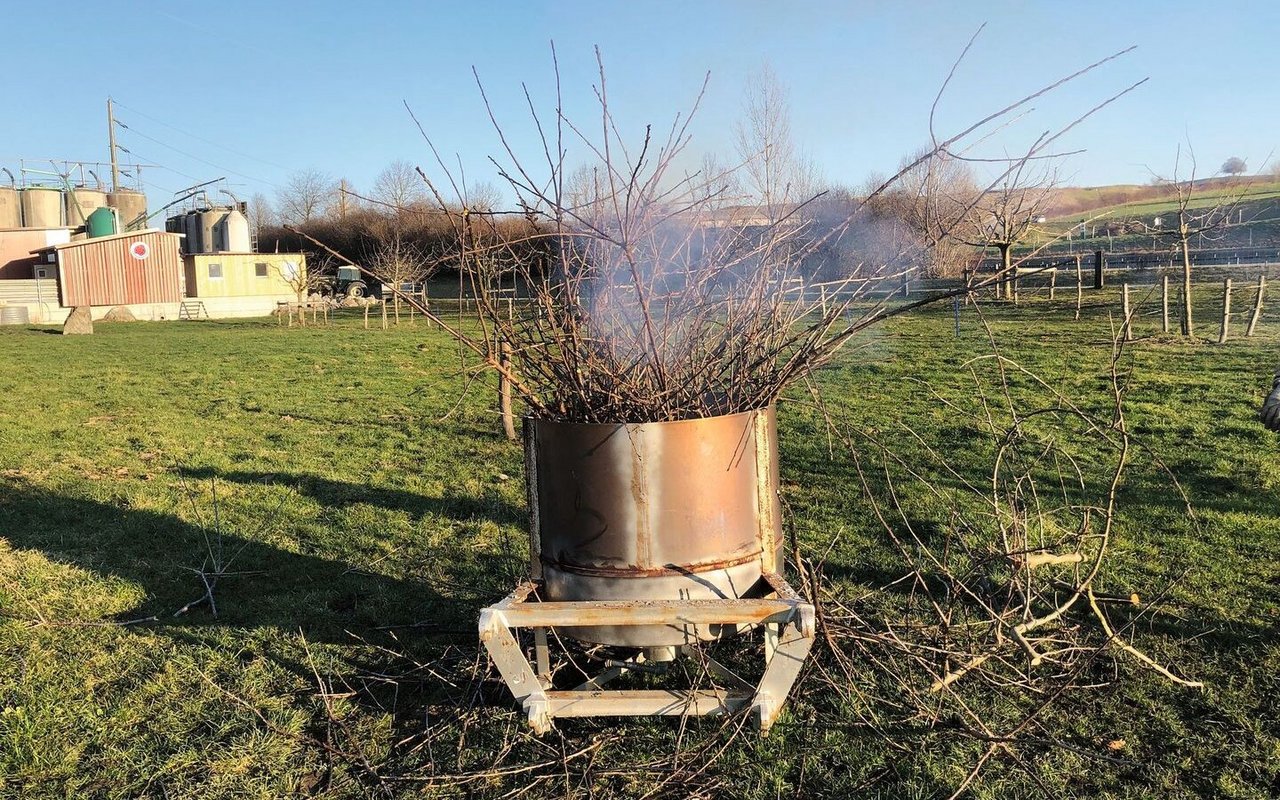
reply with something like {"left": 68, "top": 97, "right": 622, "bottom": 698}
{"left": 317, "top": 265, "right": 369, "bottom": 300}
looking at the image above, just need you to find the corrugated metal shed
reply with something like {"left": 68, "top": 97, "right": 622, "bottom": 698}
{"left": 36, "top": 230, "right": 182, "bottom": 307}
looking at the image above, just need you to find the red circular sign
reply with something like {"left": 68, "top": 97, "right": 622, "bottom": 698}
{"left": 130, "top": 241, "right": 150, "bottom": 261}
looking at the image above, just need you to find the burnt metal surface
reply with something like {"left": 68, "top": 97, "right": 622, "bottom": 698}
{"left": 529, "top": 406, "right": 782, "bottom": 646}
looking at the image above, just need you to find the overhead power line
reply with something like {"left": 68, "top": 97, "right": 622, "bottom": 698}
{"left": 114, "top": 118, "right": 280, "bottom": 190}
{"left": 111, "top": 100, "right": 292, "bottom": 172}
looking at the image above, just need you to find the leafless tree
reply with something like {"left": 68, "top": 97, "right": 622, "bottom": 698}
{"left": 368, "top": 233, "right": 431, "bottom": 324}
{"left": 1142, "top": 146, "right": 1248, "bottom": 336}
{"left": 880, "top": 148, "right": 983, "bottom": 278}
{"left": 276, "top": 169, "right": 337, "bottom": 225}
{"left": 372, "top": 159, "right": 427, "bottom": 212}
{"left": 734, "top": 64, "right": 821, "bottom": 219}
{"left": 696, "top": 151, "right": 742, "bottom": 212}
{"left": 247, "top": 192, "right": 276, "bottom": 238}
{"left": 273, "top": 257, "right": 318, "bottom": 326}
{"left": 465, "top": 180, "right": 502, "bottom": 213}
{"left": 951, "top": 159, "right": 1056, "bottom": 300}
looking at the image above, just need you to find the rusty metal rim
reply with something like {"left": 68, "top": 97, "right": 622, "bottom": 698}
{"left": 542, "top": 549, "right": 763, "bottom": 578}
{"left": 527, "top": 404, "right": 772, "bottom": 431}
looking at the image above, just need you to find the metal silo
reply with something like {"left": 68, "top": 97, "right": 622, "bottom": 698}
{"left": 216, "top": 208, "right": 251, "bottom": 252}
{"left": 0, "top": 187, "right": 20, "bottom": 228}
{"left": 198, "top": 209, "right": 225, "bottom": 253}
{"left": 20, "top": 188, "right": 65, "bottom": 227}
{"left": 107, "top": 190, "right": 147, "bottom": 230}
{"left": 182, "top": 212, "right": 203, "bottom": 254}
{"left": 66, "top": 187, "right": 108, "bottom": 228}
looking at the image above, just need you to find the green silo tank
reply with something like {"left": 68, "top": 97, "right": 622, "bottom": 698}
{"left": 86, "top": 206, "right": 118, "bottom": 238}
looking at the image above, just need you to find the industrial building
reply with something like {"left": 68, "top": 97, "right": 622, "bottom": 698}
{"left": 31, "top": 230, "right": 183, "bottom": 314}
{"left": 1, "top": 169, "right": 307, "bottom": 323}
{"left": 0, "top": 176, "right": 154, "bottom": 323}
{"left": 170, "top": 205, "right": 308, "bottom": 317}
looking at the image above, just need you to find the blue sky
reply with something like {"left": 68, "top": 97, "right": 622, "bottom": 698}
{"left": 2, "top": 1, "right": 1276, "bottom": 205}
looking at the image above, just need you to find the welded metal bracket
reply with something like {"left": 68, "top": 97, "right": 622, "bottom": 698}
{"left": 478, "top": 572, "right": 815, "bottom": 735}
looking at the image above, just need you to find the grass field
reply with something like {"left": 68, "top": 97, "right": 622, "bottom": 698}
{"left": 1, "top": 287, "right": 1277, "bottom": 798}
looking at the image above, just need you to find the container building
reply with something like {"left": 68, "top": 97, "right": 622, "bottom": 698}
{"left": 29, "top": 229, "right": 183, "bottom": 319}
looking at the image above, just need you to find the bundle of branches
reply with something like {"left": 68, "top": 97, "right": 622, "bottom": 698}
{"left": 801, "top": 326, "right": 1201, "bottom": 789}
{"left": 295, "top": 43, "right": 1144, "bottom": 425}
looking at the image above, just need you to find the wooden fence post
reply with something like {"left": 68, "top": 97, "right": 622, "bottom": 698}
{"left": 1219, "top": 278, "right": 1232, "bottom": 344}
{"left": 1122, "top": 283, "right": 1133, "bottom": 341}
{"left": 1246, "top": 275, "right": 1266, "bottom": 337}
{"left": 363, "top": 302, "right": 370, "bottom": 329}
{"left": 1049, "top": 268, "right": 1056, "bottom": 301}
{"left": 1161, "top": 275, "right": 1169, "bottom": 333}
{"left": 1094, "top": 250, "right": 1105, "bottom": 289}
{"left": 1074, "top": 255, "right": 1083, "bottom": 320}
{"left": 499, "top": 339, "right": 516, "bottom": 440}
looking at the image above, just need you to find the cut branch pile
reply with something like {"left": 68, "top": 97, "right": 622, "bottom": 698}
{"left": 295, "top": 44, "right": 1144, "bottom": 425}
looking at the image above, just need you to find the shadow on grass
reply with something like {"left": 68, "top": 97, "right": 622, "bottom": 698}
{"left": 0, "top": 478, "right": 517, "bottom": 648}
{"left": 182, "top": 467, "right": 523, "bottom": 526}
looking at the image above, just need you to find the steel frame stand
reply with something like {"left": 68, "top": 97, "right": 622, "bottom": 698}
{"left": 478, "top": 571, "right": 815, "bottom": 736}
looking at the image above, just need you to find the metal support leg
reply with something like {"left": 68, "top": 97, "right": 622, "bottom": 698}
{"left": 479, "top": 579, "right": 815, "bottom": 735}
{"left": 754, "top": 604, "right": 815, "bottom": 736}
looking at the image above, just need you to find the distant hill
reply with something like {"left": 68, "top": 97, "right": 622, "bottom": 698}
{"left": 1045, "top": 176, "right": 1280, "bottom": 221}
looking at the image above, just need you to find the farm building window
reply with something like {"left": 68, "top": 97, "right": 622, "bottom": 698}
{"left": 35, "top": 268, "right": 48, "bottom": 279}
{"left": 208, "top": 263, "right": 223, "bottom": 279}
{"left": 255, "top": 262, "right": 269, "bottom": 278}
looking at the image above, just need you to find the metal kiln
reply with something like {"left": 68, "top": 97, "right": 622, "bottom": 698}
{"left": 480, "top": 406, "right": 814, "bottom": 734}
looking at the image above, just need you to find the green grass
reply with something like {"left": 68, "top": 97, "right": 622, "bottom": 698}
{"left": 1, "top": 292, "right": 1277, "bottom": 798}
{"left": 1047, "top": 181, "right": 1280, "bottom": 224}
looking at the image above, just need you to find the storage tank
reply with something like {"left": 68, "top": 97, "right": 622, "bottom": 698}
{"left": 0, "top": 187, "right": 20, "bottom": 228}
{"left": 216, "top": 208, "right": 251, "bottom": 252}
{"left": 0, "top": 306, "right": 31, "bottom": 325}
{"left": 107, "top": 190, "right": 147, "bottom": 230}
{"left": 20, "top": 187, "right": 64, "bottom": 227}
{"left": 86, "top": 206, "right": 118, "bottom": 238}
{"left": 527, "top": 406, "right": 781, "bottom": 647}
{"left": 198, "top": 209, "right": 225, "bottom": 253}
{"left": 182, "top": 212, "right": 203, "bottom": 254}
{"left": 66, "top": 188, "right": 108, "bottom": 227}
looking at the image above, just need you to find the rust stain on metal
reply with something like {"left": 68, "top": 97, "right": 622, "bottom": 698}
{"left": 528, "top": 406, "right": 782, "bottom": 646}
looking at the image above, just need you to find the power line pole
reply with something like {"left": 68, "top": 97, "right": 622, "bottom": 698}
{"left": 107, "top": 97, "right": 120, "bottom": 191}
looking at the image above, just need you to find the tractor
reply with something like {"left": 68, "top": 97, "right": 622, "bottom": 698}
{"left": 316, "top": 265, "right": 369, "bottom": 300}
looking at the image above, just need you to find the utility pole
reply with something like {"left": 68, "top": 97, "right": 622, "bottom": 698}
{"left": 337, "top": 178, "right": 350, "bottom": 219}
{"left": 106, "top": 97, "right": 120, "bottom": 191}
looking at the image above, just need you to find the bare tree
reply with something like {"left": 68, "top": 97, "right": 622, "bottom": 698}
{"left": 1221, "top": 156, "right": 1248, "bottom": 176}
{"left": 1143, "top": 146, "right": 1247, "bottom": 336}
{"left": 247, "top": 192, "right": 276, "bottom": 239}
{"left": 882, "top": 148, "right": 983, "bottom": 278}
{"left": 368, "top": 234, "right": 431, "bottom": 324}
{"left": 276, "top": 169, "right": 336, "bottom": 226}
{"left": 273, "top": 257, "right": 317, "bottom": 326}
{"left": 696, "top": 151, "right": 742, "bottom": 212}
{"left": 465, "top": 181, "right": 502, "bottom": 213}
{"left": 372, "top": 160, "right": 427, "bottom": 211}
{"left": 951, "top": 159, "right": 1056, "bottom": 300}
{"left": 734, "top": 65, "right": 821, "bottom": 219}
